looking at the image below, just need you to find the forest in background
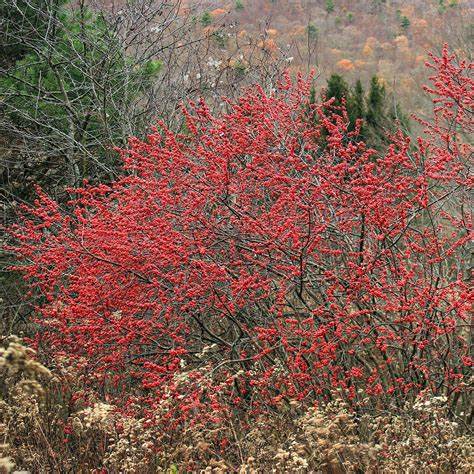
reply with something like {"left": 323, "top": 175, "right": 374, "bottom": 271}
{"left": 0, "top": 0, "right": 473, "bottom": 472}
{"left": 1, "top": 0, "right": 472, "bottom": 200}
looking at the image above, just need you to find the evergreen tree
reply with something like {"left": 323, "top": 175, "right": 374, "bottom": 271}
{"left": 324, "top": 74, "right": 349, "bottom": 109}
{"left": 201, "top": 12, "right": 212, "bottom": 26}
{"left": 325, "top": 0, "right": 335, "bottom": 14}
{"left": 307, "top": 22, "right": 319, "bottom": 40}
{"left": 348, "top": 79, "right": 366, "bottom": 136}
{"left": 317, "top": 74, "right": 408, "bottom": 150}
{"left": 438, "top": 0, "right": 446, "bottom": 15}
{"left": 365, "top": 75, "right": 405, "bottom": 148}
{"left": 0, "top": 0, "right": 162, "bottom": 188}
{"left": 318, "top": 74, "right": 349, "bottom": 147}
{"left": 0, "top": 0, "right": 68, "bottom": 66}
{"left": 400, "top": 16, "right": 410, "bottom": 31}
{"left": 366, "top": 75, "right": 386, "bottom": 127}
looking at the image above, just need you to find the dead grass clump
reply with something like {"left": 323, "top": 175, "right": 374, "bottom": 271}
{"left": 0, "top": 336, "right": 54, "bottom": 473}
{"left": 373, "top": 396, "right": 473, "bottom": 472}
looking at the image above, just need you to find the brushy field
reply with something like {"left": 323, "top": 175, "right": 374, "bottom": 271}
{"left": 1, "top": 337, "right": 472, "bottom": 472}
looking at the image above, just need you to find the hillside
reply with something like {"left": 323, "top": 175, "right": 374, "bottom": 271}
{"left": 175, "top": 0, "right": 472, "bottom": 117}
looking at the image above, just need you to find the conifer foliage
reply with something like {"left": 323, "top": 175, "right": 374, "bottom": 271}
{"left": 321, "top": 73, "right": 408, "bottom": 147}
{"left": 10, "top": 46, "right": 472, "bottom": 425}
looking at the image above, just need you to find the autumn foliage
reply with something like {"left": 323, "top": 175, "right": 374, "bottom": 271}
{"left": 11, "top": 46, "right": 472, "bottom": 427}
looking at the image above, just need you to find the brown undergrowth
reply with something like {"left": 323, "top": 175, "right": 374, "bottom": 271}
{"left": 0, "top": 337, "right": 472, "bottom": 473}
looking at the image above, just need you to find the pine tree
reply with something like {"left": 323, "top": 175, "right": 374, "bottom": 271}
{"left": 325, "top": 0, "right": 335, "bottom": 14}
{"left": 324, "top": 74, "right": 349, "bottom": 109}
{"left": 365, "top": 75, "right": 395, "bottom": 148}
{"left": 321, "top": 74, "right": 408, "bottom": 149}
{"left": 201, "top": 12, "right": 212, "bottom": 26}
{"left": 0, "top": 0, "right": 162, "bottom": 187}
{"left": 307, "top": 22, "right": 319, "bottom": 40}
{"left": 0, "top": 0, "right": 68, "bottom": 67}
{"left": 348, "top": 79, "right": 365, "bottom": 136}
{"left": 400, "top": 16, "right": 410, "bottom": 31}
{"left": 366, "top": 75, "right": 386, "bottom": 127}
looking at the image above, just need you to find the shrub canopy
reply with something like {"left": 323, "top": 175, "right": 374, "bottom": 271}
{"left": 11, "top": 45, "right": 472, "bottom": 425}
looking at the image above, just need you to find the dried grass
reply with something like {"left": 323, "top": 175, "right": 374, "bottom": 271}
{"left": 0, "top": 337, "right": 472, "bottom": 473}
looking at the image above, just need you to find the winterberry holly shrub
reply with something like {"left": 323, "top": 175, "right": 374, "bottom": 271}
{"left": 10, "top": 45, "right": 472, "bottom": 426}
